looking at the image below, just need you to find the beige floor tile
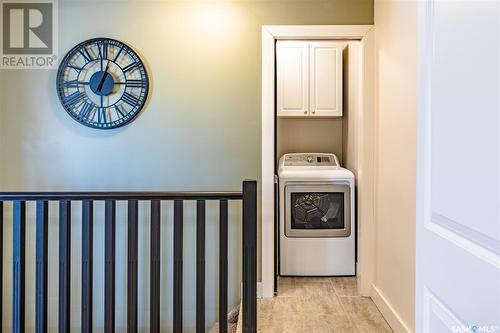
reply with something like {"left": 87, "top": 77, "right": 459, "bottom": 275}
{"left": 258, "top": 297, "right": 355, "bottom": 333}
{"left": 278, "top": 277, "right": 336, "bottom": 296}
{"left": 330, "top": 277, "right": 359, "bottom": 297}
{"left": 290, "top": 276, "right": 334, "bottom": 283}
{"left": 340, "top": 296, "right": 393, "bottom": 333}
{"left": 258, "top": 277, "right": 392, "bottom": 333}
{"left": 317, "top": 313, "right": 357, "bottom": 333}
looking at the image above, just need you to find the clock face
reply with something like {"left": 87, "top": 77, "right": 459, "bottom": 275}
{"left": 56, "top": 38, "right": 149, "bottom": 129}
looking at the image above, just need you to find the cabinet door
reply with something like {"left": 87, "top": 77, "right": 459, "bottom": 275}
{"left": 309, "top": 42, "right": 343, "bottom": 117}
{"left": 276, "top": 41, "right": 309, "bottom": 116}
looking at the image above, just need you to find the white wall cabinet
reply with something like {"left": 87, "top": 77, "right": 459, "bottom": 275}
{"left": 276, "top": 41, "right": 309, "bottom": 116}
{"left": 277, "top": 41, "right": 343, "bottom": 117}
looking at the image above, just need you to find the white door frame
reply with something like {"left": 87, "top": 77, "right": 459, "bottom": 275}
{"left": 261, "top": 25, "right": 375, "bottom": 298}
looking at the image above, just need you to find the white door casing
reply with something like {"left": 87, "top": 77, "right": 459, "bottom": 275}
{"left": 416, "top": 1, "right": 500, "bottom": 332}
{"left": 262, "top": 25, "right": 374, "bottom": 298}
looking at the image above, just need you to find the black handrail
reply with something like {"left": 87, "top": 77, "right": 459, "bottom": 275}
{"left": 0, "top": 191, "right": 243, "bottom": 201}
{"left": 0, "top": 180, "right": 257, "bottom": 333}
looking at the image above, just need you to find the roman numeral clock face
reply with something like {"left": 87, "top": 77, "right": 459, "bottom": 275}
{"left": 57, "top": 38, "right": 149, "bottom": 129}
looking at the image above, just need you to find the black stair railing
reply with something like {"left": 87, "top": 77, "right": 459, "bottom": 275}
{"left": 0, "top": 180, "right": 257, "bottom": 333}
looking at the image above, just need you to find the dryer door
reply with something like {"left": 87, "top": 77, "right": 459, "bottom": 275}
{"left": 285, "top": 183, "right": 351, "bottom": 238}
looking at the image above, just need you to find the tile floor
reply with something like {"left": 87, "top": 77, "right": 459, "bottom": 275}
{"left": 258, "top": 277, "right": 393, "bottom": 333}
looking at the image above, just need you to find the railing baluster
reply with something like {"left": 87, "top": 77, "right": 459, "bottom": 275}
{"left": 0, "top": 201, "right": 3, "bottom": 329}
{"left": 0, "top": 184, "right": 257, "bottom": 333}
{"left": 13, "top": 200, "right": 26, "bottom": 332}
{"left": 219, "top": 200, "right": 228, "bottom": 333}
{"left": 82, "top": 200, "right": 93, "bottom": 333}
{"left": 150, "top": 200, "right": 161, "bottom": 333}
{"left": 173, "top": 200, "right": 183, "bottom": 333}
{"left": 105, "top": 199, "right": 116, "bottom": 333}
{"left": 242, "top": 181, "right": 257, "bottom": 333}
{"left": 59, "top": 200, "right": 71, "bottom": 332}
{"left": 196, "top": 200, "right": 206, "bottom": 333}
{"left": 127, "top": 199, "right": 138, "bottom": 333}
{"left": 36, "top": 200, "right": 49, "bottom": 333}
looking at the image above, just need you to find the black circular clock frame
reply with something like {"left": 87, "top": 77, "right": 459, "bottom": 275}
{"left": 56, "top": 38, "right": 149, "bottom": 129}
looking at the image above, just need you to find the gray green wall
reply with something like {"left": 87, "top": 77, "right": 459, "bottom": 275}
{"left": 0, "top": 0, "right": 373, "bottom": 331}
{"left": 1, "top": 1, "right": 373, "bottom": 191}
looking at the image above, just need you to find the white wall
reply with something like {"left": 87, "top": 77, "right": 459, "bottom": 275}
{"left": 372, "top": 0, "right": 417, "bottom": 332}
{"left": 342, "top": 41, "right": 361, "bottom": 175}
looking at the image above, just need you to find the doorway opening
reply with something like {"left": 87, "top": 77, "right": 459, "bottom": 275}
{"left": 261, "top": 25, "right": 375, "bottom": 299}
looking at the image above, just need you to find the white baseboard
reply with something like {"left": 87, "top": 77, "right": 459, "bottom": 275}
{"left": 241, "top": 282, "right": 263, "bottom": 299}
{"left": 371, "top": 284, "right": 413, "bottom": 333}
{"left": 257, "top": 282, "right": 263, "bottom": 298}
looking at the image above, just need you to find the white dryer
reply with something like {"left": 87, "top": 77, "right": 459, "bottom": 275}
{"left": 278, "top": 153, "right": 355, "bottom": 276}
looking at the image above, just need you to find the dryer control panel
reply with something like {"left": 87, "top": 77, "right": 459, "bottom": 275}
{"left": 283, "top": 153, "right": 339, "bottom": 167}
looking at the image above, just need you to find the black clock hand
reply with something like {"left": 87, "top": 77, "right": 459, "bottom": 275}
{"left": 97, "top": 61, "right": 111, "bottom": 92}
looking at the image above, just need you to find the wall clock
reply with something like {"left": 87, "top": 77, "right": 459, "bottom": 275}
{"left": 56, "top": 38, "right": 149, "bottom": 129}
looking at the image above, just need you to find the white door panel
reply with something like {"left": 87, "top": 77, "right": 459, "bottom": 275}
{"left": 276, "top": 41, "right": 309, "bottom": 116}
{"left": 416, "top": 1, "right": 500, "bottom": 332}
{"left": 309, "top": 42, "right": 343, "bottom": 117}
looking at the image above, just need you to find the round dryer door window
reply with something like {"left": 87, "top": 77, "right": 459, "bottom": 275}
{"left": 291, "top": 192, "right": 345, "bottom": 230}
{"left": 284, "top": 184, "right": 351, "bottom": 238}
